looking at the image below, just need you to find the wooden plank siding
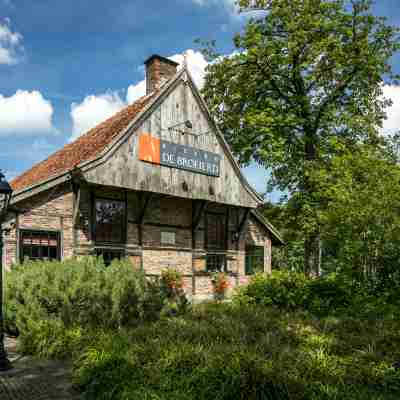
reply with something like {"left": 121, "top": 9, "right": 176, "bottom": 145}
{"left": 83, "top": 76, "right": 258, "bottom": 208}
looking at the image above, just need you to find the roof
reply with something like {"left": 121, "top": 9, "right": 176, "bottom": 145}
{"left": 10, "top": 66, "right": 263, "bottom": 207}
{"left": 251, "top": 210, "right": 285, "bottom": 246}
{"left": 11, "top": 93, "right": 156, "bottom": 193}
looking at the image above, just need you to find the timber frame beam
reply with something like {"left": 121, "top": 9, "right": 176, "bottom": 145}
{"left": 138, "top": 192, "right": 153, "bottom": 246}
{"left": 192, "top": 200, "right": 207, "bottom": 249}
{"left": 234, "top": 208, "right": 251, "bottom": 243}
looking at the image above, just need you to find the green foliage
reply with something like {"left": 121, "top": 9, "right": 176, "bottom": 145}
{"left": 204, "top": 0, "right": 398, "bottom": 186}
{"left": 202, "top": 0, "right": 400, "bottom": 273}
{"left": 236, "top": 271, "right": 309, "bottom": 308}
{"left": 236, "top": 271, "right": 364, "bottom": 316}
{"left": 3, "top": 257, "right": 168, "bottom": 353}
{"left": 160, "top": 268, "right": 190, "bottom": 317}
{"left": 8, "top": 259, "right": 400, "bottom": 399}
{"left": 69, "top": 304, "right": 400, "bottom": 399}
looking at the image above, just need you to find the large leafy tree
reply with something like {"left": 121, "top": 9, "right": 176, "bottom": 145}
{"left": 318, "top": 141, "right": 400, "bottom": 284}
{"left": 202, "top": 0, "right": 399, "bottom": 274}
{"left": 262, "top": 140, "right": 400, "bottom": 284}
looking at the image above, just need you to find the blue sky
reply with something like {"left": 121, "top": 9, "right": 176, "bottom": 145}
{"left": 0, "top": 0, "right": 399, "bottom": 203}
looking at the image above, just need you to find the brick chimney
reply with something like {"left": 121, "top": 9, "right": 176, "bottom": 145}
{"left": 145, "top": 55, "right": 179, "bottom": 94}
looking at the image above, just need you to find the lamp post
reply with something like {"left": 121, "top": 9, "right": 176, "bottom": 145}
{"left": 0, "top": 171, "right": 13, "bottom": 371}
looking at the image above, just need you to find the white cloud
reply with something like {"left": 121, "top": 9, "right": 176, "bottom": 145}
{"left": 0, "top": 19, "right": 23, "bottom": 65}
{"left": 126, "top": 79, "right": 146, "bottom": 104}
{"left": 126, "top": 49, "right": 209, "bottom": 105}
{"left": 192, "top": 0, "right": 268, "bottom": 19}
{"left": 0, "top": 90, "right": 57, "bottom": 136}
{"left": 382, "top": 85, "right": 400, "bottom": 136}
{"left": 71, "top": 50, "right": 210, "bottom": 140}
{"left": 170, "top": 49, "right": 209, "bottom": 88}
{"left": 70, "top": 92, "right": 125, "bottom": 141}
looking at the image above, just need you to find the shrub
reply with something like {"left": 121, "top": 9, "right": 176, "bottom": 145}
{"left": 3, "top": 257, "right": 167, "bottom": 351}
{"left": 235, "top": 271, "right": 362, "bottom": 315}
{"left": 72, "top": 303, "right": 400, "bottom": 400}
{"left": 235, "top": 271, "right": 309, "bottom": 309}
{"left": 305, "top": 273, "right": 353, "bottom": 314}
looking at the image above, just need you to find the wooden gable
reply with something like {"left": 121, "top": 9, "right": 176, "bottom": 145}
{"left": 83, "top": 71, "right": 261, "bottom": 208}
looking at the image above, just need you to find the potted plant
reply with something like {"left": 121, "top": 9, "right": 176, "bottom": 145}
{"left": 211, "top": 272, "right": 229, "bottom": 301}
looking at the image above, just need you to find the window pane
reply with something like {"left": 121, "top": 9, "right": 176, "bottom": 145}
{"left": 95, "top": 199, "right": 125, "bottom": 243}
{"left": 23, "top": 246, "right": 31, "bottom": 260}
{"left": 206, "top": 254, "right": 226, "bottom": 272}
{"left": 245, "top": 246, "right": 265, "bottom": 275}
{"left": 206, "top": 213, "right": 226, "bottom": 250}
{"left": 31, "top": 245, "right": 40, "bottom": 259}
{"left": 41, "top": 246, "right": 49, "bottom": 259}
{"left": 49, "top": 246, "right": 57, "bottom": 259}
{"left": 20, "top": 230, "right": 60, "bottom": 263}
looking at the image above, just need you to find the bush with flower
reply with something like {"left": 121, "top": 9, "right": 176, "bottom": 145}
{"left": 211, "top": 272, "right": 229, "bottom": 300}
{"left": 160, "top": 268, "right": 189, "bottom": 315}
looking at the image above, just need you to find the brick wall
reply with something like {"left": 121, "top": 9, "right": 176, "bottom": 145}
{"left": 4, "top": 182, "right": 275, "bottom": 300}
{"left": 145, "top": 56, "right": 178, "bottom": 94}
{"left": 4, "top": 183, "right": 73, "bottom": 269}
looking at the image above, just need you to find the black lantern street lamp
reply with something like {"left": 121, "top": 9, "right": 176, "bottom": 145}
{"left": 0, "top": 171, "right": 13, "bottom": 371}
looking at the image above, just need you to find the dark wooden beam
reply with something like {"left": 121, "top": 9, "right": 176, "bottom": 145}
{"left": 124, "top": 190, "right": 128, "bottom": 244}
{"left": 138, "top": 192, "right": 153, "bottom": 225}
{"left": 192, "top": 200, "right": 207, "bottom": 249}
{"left": 129, "top": 221, "right": 191, "bottom": 230}
{"left": 192, "top": 200, "right": 207, "bottom": 232}
{"left": 72, "top": 185, "right": 81, "bottom": 224}
{"left": 90, "top": 188, "right": 95, "bottom": 243}
{"left": 234, "top": 208, "right": 251, "bottom": 243}
{"left": 225, "top": 206, "right": 230, "bottom": 251}
{"left": 138, "top": 192, "right": 153, "bottom": 246}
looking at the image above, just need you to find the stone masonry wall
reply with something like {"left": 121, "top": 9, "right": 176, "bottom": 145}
{"left": 3, "top": 183, "right": 74, "bottom": 270}
{"left": 4, "top": 182, "right": 275, "bottom": 300}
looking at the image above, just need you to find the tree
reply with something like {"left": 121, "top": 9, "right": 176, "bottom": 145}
{"left": 202, "top": 0, "right": 399, "bottom": 275}
{"left": 317, "top": 141, "right": 400, "bottom": 285}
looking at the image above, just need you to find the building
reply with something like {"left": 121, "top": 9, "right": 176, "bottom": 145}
{"left": 4, "top": 55, "right": 283, "bottom": 301}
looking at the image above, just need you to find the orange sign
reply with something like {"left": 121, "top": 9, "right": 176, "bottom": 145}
{"left": 138, "top": 133, "right": 221, "bottom": 177}
{"left": 139, "top": 133, "right": 160, "bottom": 164}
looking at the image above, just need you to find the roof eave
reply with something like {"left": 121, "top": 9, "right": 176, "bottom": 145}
{"left": 11, "top": 66, "right": 264, "bottom": 207}
{"left": 251, "top": 209, "right": 285, "bottom": 246}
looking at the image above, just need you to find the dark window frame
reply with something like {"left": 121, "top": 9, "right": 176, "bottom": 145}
{"left": 204, "top": 211, "right": 226, "bottom": 251}
{"left": 205, "top": 211, "right": 228, "bottom": 272}
{"left": 206, "top": 253, "right": 227, "bottom": 273}
{"left": 95, "top": 248, "right": 125, "bottom": 266}
{"left": 93, "top": 196, "right": 127, "bottom": 245}
{"left": 19, "top": 229, "right": 61, "bottom": 263}
{"left": 245, "top": 245, "right": 265, "bottom": 275}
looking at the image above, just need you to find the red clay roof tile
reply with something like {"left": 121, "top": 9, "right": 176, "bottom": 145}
{"left": 11, "top": 93, "right": 156, "bottom": 193}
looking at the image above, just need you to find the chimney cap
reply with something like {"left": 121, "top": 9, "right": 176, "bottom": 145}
{"left": 144, "top": 54, "right": 179, "bottom": 67}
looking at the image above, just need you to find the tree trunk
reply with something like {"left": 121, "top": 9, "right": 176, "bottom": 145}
{"left": 303, "top": 131, "right": 320, "bottom": 277}
{"left": 304, "top": 233, "right": 320, "bottom": 277}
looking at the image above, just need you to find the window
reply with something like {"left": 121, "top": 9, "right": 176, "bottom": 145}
{"left": 95, "top": 198, "right": 126, "bottom": 243}
{"left": 245, "top": 246, "right": 265, "bottom": 275}
{"left": 205, "top": 212, "right": 227, "bottom": 272}
{"left": 161, "top": 231, "right": 176, "bottom": 245}
{"left": 20, "top": 230, "right": 61, "bottom": 263}
{"left": 205, "top": 212, "right": 226, "bottom": 250}
{"left": 206, "top": 253, "right": 226, "bottom": 272}
{"left": 95, "top": 249, "right": 124, "bottom": 266}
